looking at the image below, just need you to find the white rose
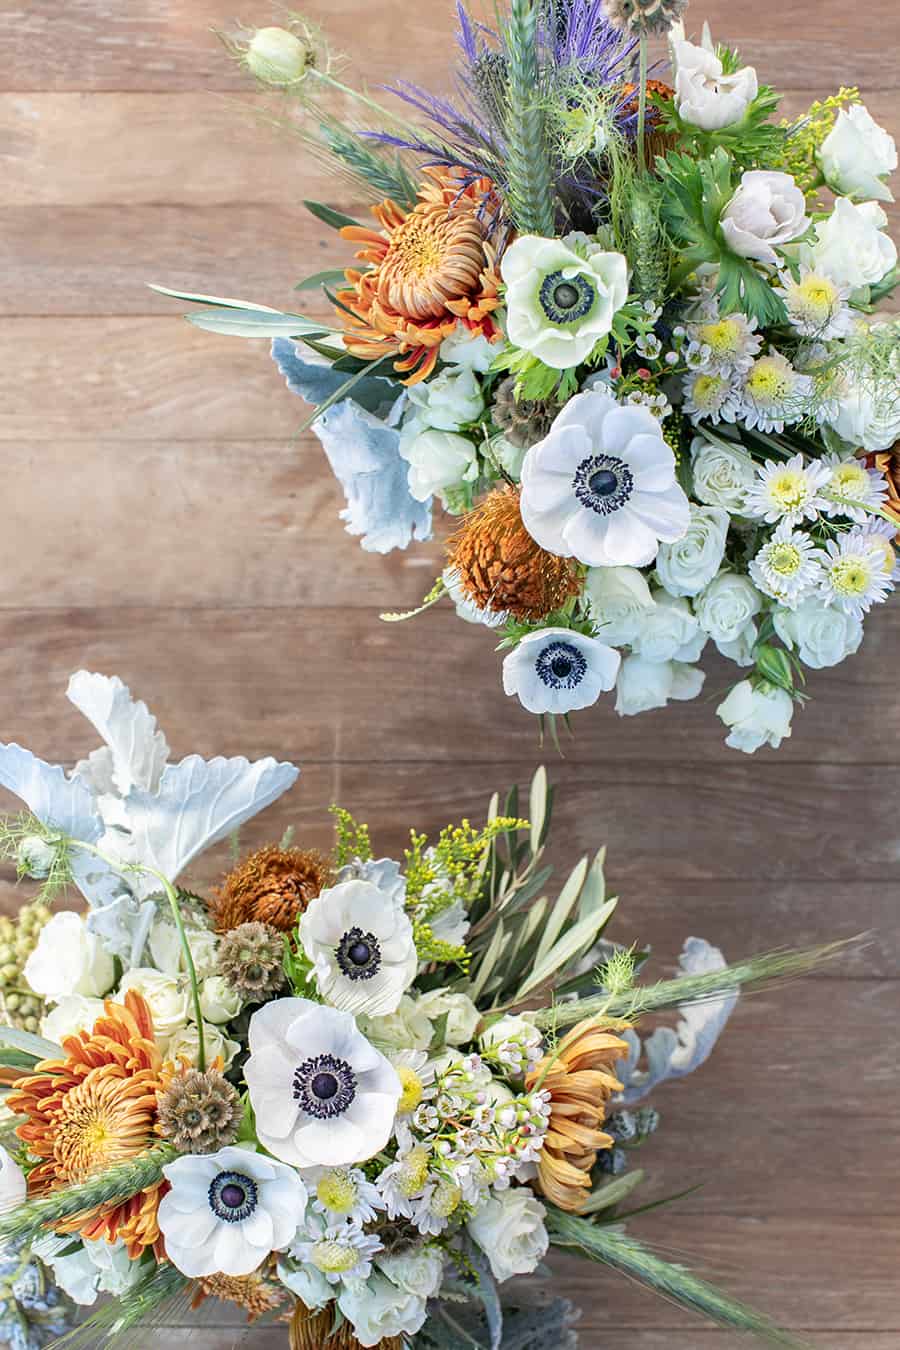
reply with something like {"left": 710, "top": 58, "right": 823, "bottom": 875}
{"left": 721, "top": 171, "right": 809, "bottom": 266}
{"left": 416, "top": 990, "right": 480, "bottom": 1046}
{"left": 615, "top": 655, "right": 705, "bottom": 716}
{"left": 338, "top": 1273, "right": 428, "bottom": 1348}
{"left": 690, "top": 436, "right": 756, "bottom": 512}
{"left": 400, "top": 428, "right": 477, "bottom": 503}
{"left": 584, "top": 565, "right": 655, "bottom": 645}
{"left": 805, "top": 198, "right": 897, "bottom": 290}
{"left": 467, "top": 1190, "right": 549, "bottom": 1284}
{"left": 277, "top": 1260, "right": 332, "bottom": 1310}
{"left": 115, "top": 968, "right": 190, "bottom": 1041}
{"left": 773, "top": 599, "right": 863, "bottom": 669}
{"left": 358, "top": 994, "right": 434, "bottom": 1053}
{"left": 40, "top": 995, "right": 106, "bottom": 1044}
{"left": 629, "top": 591, "right": 706, "bottom": 664}
{"left": 695, "top": 572, "right": 763, "bottom": 644}
{"left": 827, "top": 360, "right": 900, "bottom": 453}
{"left": 165, "top": 1020, "right": 240, "bottom": 1070}
{"left": 405, "top": 366, "right": 484, "bottom": 432}
{"left": 716, "top": 680, "right": 794, "bottom": 753}
{"left": 377, "top": 1245, "right": 444, "bottom": 1298}
{"left": 656, "top": 504, "right": 729, "bottom": 598}
{"left": 199, "top": 975, "right": 243, "bottom": 1024}
{"left": 439, "top": 328, "right": 496, "bottom": 373}
{"left": 24, "top": 911, "right": 115, "bottom": 1003}
{"left": 818, "top": 104, "right": 897, "bottom": 204}
{"left": 150, "top": 918, "right": 219, "bottom": 979}
{"left": 673, "top": 31, "right": 758, "bottom": 131}
{"left": 0, "top": 1144, "right": 26, "bottom": 1209}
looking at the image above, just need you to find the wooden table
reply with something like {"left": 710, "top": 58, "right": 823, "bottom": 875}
{"left": 1, "top": 2, "right": 898, "bottom": 1345}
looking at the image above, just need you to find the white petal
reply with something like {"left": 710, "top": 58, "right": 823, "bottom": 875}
{"left": 0, "top": 745, "right": 103, "bottom": 844}
{"left": 239, "top": 1206, "right": 274, "bottom": 1250}
{"left": 66, "top": 672, "right": 169, "bottom": 797}
{"left": 214, "top": 1222, "right": 258, "bottom": 1277}
{"left": 548, "top": 389, "right": 616, "bottom": 445}
{"left": 628, "top": 487, "right": 692, "bottom": 542}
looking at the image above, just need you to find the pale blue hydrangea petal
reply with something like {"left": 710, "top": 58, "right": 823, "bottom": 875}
{"left": 617, "top": 937, "right": 739, "bottom": 1105}
{"left": 67, "top": 671, "right": 169, "bottom": 797}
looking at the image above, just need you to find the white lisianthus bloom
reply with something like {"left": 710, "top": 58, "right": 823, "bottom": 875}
{"left": 690, "top": 436, "right": 756, "bottom": 512}
{"left": 695, "top": 572, "right": 763, "bottom": 646}
{"left": 805, "top": 198, "right": 897, "bottom": 290}
{"left": 501, "top": 233, "right": 629, "bottom": 369}
{"left": 358, "top": 994, "right": 434, "bottom": 1053}
{"left": 628, "top": 592, "right": 706, "bottom": 664}
{"left": 439, "top": 328, "right": 496, "bottom": 372}
{"left": 584, "top": 565, "right": 655, "bottom": 644}
{"left": 377, "top": 1245, "right": 444, "bottom": 1299}
{"left": 114, "top": 968, "right": 190, "bottom": 1042}
{"left": 826, "top": 362, "right": 900, "bottom": 453}
{"left": 520, "top": 390, "right": 690, "bottom": 568}
{"left": 244, "top": 998, "right": 402, "bottom": 1168}
{"left": 720, "top": 171, "right": 809, "bottom": 266}
{"left": 672, "top": 29, "right": 758, "bottom": 131}
{"left": 40, "top": 995, "right": 105, "bottom": 1044}
{"left": 774, "top": 599, "right": 864, "bottom": 669}
{"left": 166, "top": 1020, "right": 240, "bottom": 1070}
{"left": 24, "top": 912, "right": 115, "bottom": 1003}
{"left": 818, "top": 104, "right": 897, "bottom": 204}
{"left": 467, "top": 1190, "right": 549, "bottom": 1283}
{"left": 400, "top": 428, "right": 477, "bottom": 503}
{"left": 415, "top": 990, "right": 480, "bottom": 1046}
{"left": 199, "top": 975, "right": 243, "bottom": 1024}
{"left": 502, "top": 627, "right": 621, "bottom": 715}
{"left": 300, "top": 879, "right": 418, "bottom": 1018}
{"left": 717, "top": 681, "right": 794, "bottom": 753}
{"left": 615, "top": 655, "right": 705, "bottom": 717}
{"left": 159, "top": 1145, "right": 307, "bottom": 1278}
{"left": 405, "top": 366, "right": 484, "bottom": 432}
{"left": 0, "top": 1144, "right": 26, "bottom": 1209}
{"left": 338, "top": 1273, "right": 428, "bottom": 1348}
{"left": 655, "top": 504, "right": 729, "bottom": 599}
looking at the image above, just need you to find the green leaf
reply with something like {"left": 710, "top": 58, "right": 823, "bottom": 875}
{"left": 0, "top": 1047, "right": 41, "bottom": 1070}
{"left": 515, "top": 898, "right": 617, "bottom": 999}
{"left": 186, "top": 310, "right": 334, "bottom": 339}
{"left": 295, "top": 269, "right": 352, "bottom": 292}
{"left": 533, "top": 856, "right": 589, "bottom": 967}
{"left": 0, "top": 1024, "right": 60, "bottom": 1059}
{"left": 581, "top": 1169, "right": 646, "bottom": 1214}
{"left": 147, "top": 283, "right": 287, "bottom": 312}
{"left": 303, "top": 200, "right": 362, "bottom": 231}
{"left": 528, "top": 766, "right": 547, "bottom": 856}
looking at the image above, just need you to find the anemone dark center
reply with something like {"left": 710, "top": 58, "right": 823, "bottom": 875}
{"left": 311, "top": 1072, "right": 338, "bottom": 1100}
{"left": 208, "top": 1171, "right": 258, "bottom": 1224}
{"left": 535, "top": 641, "right": 588, "bottom": 691}
{"left": 336, "top": 926, "right": 382, "bottom": 981}
{"left": 293, "top": 1053, "right": 357, "bottom": 1120}
{"left": 573, "top": 454, "right": 634, "bottom": 516}
{"left": 539, "top": 270, "right": 597, "bottom": 326}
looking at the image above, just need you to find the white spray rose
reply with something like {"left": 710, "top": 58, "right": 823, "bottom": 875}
{"left": 199, "top": 975, "right": 243, "bottom": 1024}
{"left": 165, "top": 1020, "right": 240, "bottom": 1070}
{"left": 584, "top": 565, "right": 655, "bottom": 645}
{"left": 672, "top": 30, "right": 758, "bottom": 131}
{"left": 376, "top": 1245, "right": 444, "bottom": 1298}
{"left": 467, "top": 1190, "right": 549, "bottom": 1283}
{"left": 690, "top": 436, "right": 757, "bottom": 512}
{"left": 400, "top": 428, "right": 478, "bottom": 503}
{"left": 405, "top": 366, "right": 484, "bottom": 432}
{"left": 439, "top": 328, "right": 496, "bottom": 373}
{"left": 628, "top": 591, "right": 706, "bottom": 664}
{"left": 24, "top": 912, "right": 115, "bottom": 1003}
{"left": 695, "top": 572, "right": 763, "bottom": 645}
{"left": 805, "top": 198, "right": 897, "bottom": 290}
{"left": 338, "top": 1273, "right": 428, "bottom": 1348}
{"left": 773, "top": 599, "right": 863, "bottom": 669}
{"left": 115, "top": 968, "right": 190, "bottom": 1041}
{"left": 818, "top": 104, "right": 897, "bottom": 204}
{"left": 415, "top": 990, "right": 480, "bottom": 1046}
{"left": 720, "top": 171, "right": 809, "bottom": 266}
{"left": 358, "top": 994, "right": 434, "bottom": 1053}
{"left": 150, "top": 918, "right": 219, "bottom": 979}
{"left": 40, "top": 995, "right": 106, "bottom": 1044}
{"left": 717, "top": 680, "right": 794, "bottom": 753}
{"left": 827, "top": 361, "right": 900, "bottom": 453}
{"left": 656, "top": 504, "right": 729, "bottom": 598}
{"left": 615, "top": 655, "right": 705, "bottom": 716}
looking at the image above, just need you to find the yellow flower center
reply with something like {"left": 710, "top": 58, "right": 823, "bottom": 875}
{"left": 395, "top": 216, "right": 447, "bottom": 279}
{"left": 793, "top": 274, "right": 838, "bottom": 321}
{"left": 769, "top": 542, "right": 802, "bottom": 576}
{"left": 396, "top": 1066, "right": 425, "bottom": 1116}
{"left": 746, "top": 358, "right": 793, "bottom": 405}
{"left": 698, "top": 318, "right": 743, "bottom": 356}
{"left": 870, "top": 537, "right": 896, "bottom": 576}
{"left": 830, "top": 556, "right": 872, "bottom": 597}
{"left": 430, "top": 1181, "right": 462, "bottom": 1218}
{"left": 830, "top": 463, "right": 869, "bottom": 499}
{"left": 692, "top": 374, "right": 726, "bottom": 406}
{"left": 398, "top": 1146, "right": 431, "bottom": 1197}
{"left": 316, "top": 1170, "right": 358, "bottom": 1215}
{"left": 312, "top": 1241, "right": 359, "bottom": 1275}
{"left": 768, "top": 470, "right": 808, "bottom": 511}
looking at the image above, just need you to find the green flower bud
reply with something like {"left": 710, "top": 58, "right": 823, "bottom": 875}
{"left": 246, "top": 26, "right": 311, "bottom": 85}
{"left": 16, "top": 834, "right": 58, "bottom": 880}
{"left": 754, "top": 644, "right": 794, "bottom": 694}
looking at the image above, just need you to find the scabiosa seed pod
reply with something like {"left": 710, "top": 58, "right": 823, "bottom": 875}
{"left": 217, "top": 921, "right": 287, "bottom": 1002}
{"left": 492, "top": 376, "right": 558, "bottom": 450}
{"left": 634, "top": 1105, "right": 661, "bottom": 1138}
{"left": 602, "top": 0, "right": 689, "bottom": 37}
{"left": 157, "top": 1067, "right": 242, "bottom": 1154}
{"left": 606, "top": 1109, "right": 638, "bottom": 1143}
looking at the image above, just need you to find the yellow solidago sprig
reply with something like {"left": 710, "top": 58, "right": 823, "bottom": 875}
{"left": 776, "top": 87, "right": 860, "bottom": 196}
{"left": 330, "top": 806, "right": 374, "bottom": 869}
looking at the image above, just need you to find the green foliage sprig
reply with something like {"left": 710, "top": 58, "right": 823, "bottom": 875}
{"left": 331, "top": 806, "right": 374, "bottom": 867}
{"left": 503, "top": 0, "right": 556, "bottom": 235}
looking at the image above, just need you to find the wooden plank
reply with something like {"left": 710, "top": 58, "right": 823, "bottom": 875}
{"left": 0, "top": 608, "right": 898, "bottom": 771}
{"left": 149, "top": 1336, "right": 900, "bottom": 1350}
{"left": 4, "top": 0, "right": 899, "bottom": 92}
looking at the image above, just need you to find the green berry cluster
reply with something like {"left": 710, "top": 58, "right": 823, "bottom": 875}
{"left": 0, "top": 901, "right": 51, "bottom": 1031}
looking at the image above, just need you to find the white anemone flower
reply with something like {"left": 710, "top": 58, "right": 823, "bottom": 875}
{"left": 299, "top": 879, "right": 418, "bottom": 1017}
{"left": 502, "top": 627, "right": 620, "bottom": 716}
{"left": 744, "top": 453, "right": 830, "bottom": 526}
{"left": 157, "top": 1146, "right": 307, "bottom": 1278}
{"left": 244, "top": 998, "right": 402, "bottom": 1168}
{"left": 519, "top": 390, "right": 690, "bottom": 567}
{"left": 816, "top": 529, "right": 895, "bottom": 618}
{"left": 820, "top": 453, "right": 889, "bottom": 522}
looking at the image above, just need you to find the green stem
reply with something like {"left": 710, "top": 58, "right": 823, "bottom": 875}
{"left": 637, "top": 37, "right": 649, "bottom": 174}
{"left": 310, "top": 69, "right": 396, "bottom": 124}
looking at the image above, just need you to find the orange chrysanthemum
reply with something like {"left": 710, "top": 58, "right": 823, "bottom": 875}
{"left": 7, "top": 991, "right": 167, "bottom": 1257}
{"left": 210, "top": 845, "right": 332, "bottom": 934}
{"left": 620, "top": 80, "right": 676, "bottom": 161}
{"left": 873, "top": 446, "right": 900, "bottom": 540}
{"left": 337, "top": 167, "right": 503, "bottom": 385}
{"left": 525, "top": 1018, "right": 629, "bottom": 1213}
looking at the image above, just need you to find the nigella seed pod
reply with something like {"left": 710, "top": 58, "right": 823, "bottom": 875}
{"left": 246, "top": 26, "right": 313, "bottom": 85}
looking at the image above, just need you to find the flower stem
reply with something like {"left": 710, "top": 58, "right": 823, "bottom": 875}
{"left": 637, "top": 37, "right": 649, "bottom": 174}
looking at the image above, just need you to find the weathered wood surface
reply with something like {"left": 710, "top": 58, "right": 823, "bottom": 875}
{"left": 1, "top": 0, "right": 898, "bottom": 1343}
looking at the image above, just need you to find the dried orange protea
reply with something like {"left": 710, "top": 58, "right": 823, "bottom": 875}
{"left": 446, "top": 486, "right": 582, "bottom": 622}
{"left": 619, "top": 80, "right": 676, "bottom": 161}
{"left": 873, "top": 445, "right": 900, "bottom": 539}
{"left": 210, "top": 844, "right": 332, "bottom": 934}
{"left": 194, "top": 1265, "right": 288, "bottom": 1323}
{"left": 290, "top": 1304, "right": 402, "bottom": 1350}
{"left": 7, "top": 991, "right": 167, "bottom": 1256}
{"left": 336, "top": 166, "right": 503, "bottom": 385}
{"left": 525, "top": 1018, "right": 629, "bottom": 1213}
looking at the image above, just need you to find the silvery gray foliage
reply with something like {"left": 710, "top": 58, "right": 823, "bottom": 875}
{"left": 617, "top": 937, "right": 740, "bottom": 1105}
{"left": 271, "top": 338, "right": 433, "bottom": 553}
{"left": 416, "top": 1287, "right": 580, "bottom": 1350}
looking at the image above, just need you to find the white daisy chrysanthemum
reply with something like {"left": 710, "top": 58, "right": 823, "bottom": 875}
{"left": 687, "top": 311, "right": 762, "bottom": 374}
{"left": 501, "top": 626, "right": 621, "bottom": 716}
{"left": 389, "top": 1049, "right": 437, "bottom": 1119}
{"left": 290, "top": 1216, "right": 383, "bottom": 1286}
{"left": 682, "top": 370, "right": 742, "bottom": 425}
{"left": 410, "top": 1176, "right": 464, "bottom": 1237}
{"left": 816, "top": 529, "right": 895, "bottom": 617}
{"left": 820, "top": 453, "right": 890, "bottom": 522}
{"left": 299, "top": 879, "right": 418, "bottom": 1018}
{"left": 377, "top": 1144, "right": 432, "bottom": 1220}
{"left": 737, "top": 351, "right": 814, "bottom": 433}
{"left": 744, "top": 453, "right": 831, "bottom": 525}
{"left": 858, "top": 518, "right": 900, "bottom": 580}
{"left": 775, "top": 267, "right": 854, "bottom": 340}
{"left": 306, "top": 1166, "right": 384, "bottom": 1226}
{"left": 748, "top": 524, "right": 823, "bottom": 608}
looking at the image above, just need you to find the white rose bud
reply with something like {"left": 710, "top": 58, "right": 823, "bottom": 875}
{"left": 716, "top": 680, "right": 794, "bottom": 753}
{"left": 690, "top": 436, "right": 756, "bottom": 512}
{"left": 818, "top": 104, "right": 897, "bottom": 204}
{"left": 199, "top": 975, "right": 243, "bottom": 1024}
{"left": 721, "top": 171, "right": 809, "bottom": 266}
{"left": 672, "top": 33, "right": 758, "bottom": 131}
{"left": 115, "top": 968, "right": 190, "bottom": 1042}
{"left": 773, "top": 599, "right": 863, "bottom": 669}
{"left": 695, "top": 572, "right": 763, "bottom": 645}
{"left": 806, "top": 198, "right": 897, "bottom": 291}
{"left": 399, "top": 428, "right": 477, "bottom": 503}
{"left": 165, "top": 1020, "right": 240, "bottom": 1070}
{"left": 24, "top": 912, "right": 115, "bottom": 1003}
{"left": 615, "top": 655, "right": 705, "bottom": 716}
{"left": 416, "top": 990, "right": 480, "bottom": 1046}
{"left": 655, "top": 504, "right": 730, "bottom": 598}
{"left": 246, "top": 27, "right": 310, "bottom": 85}
{"left": 467, "top": 1190, "right": 549, "bottom": 1283}
{"left": 584, "top": 565, "right": 655, "bottom": 646}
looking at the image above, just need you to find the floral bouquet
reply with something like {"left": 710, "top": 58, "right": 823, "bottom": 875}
{"left": 0, "top": 671, "right": 838, "bottom": 1347}
{"left": 161, "top": 0, "right": 899, "bottom": 754}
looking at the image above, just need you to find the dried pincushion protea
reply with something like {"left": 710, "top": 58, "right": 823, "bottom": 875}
{"left": 874, "top": 444, "right": 900, "bottom": 537}
{"left": 217, "top": 921, "right": 287, "bottom": 1002}
{"left": 211, "top": 845, "right": 331, "bottom": 934}
{"left": 603, "top": 0, "right": 689, "bottom": 36}
{"left": 157, "top": 1066, "right": 242, "bottom": 1153}
{"left": 195, "top": 1266, "right": 288, "bottom": 1321}
{"left": 446, "top": 486, "right": 582, "bottom": 622}
{"left": 492, "top": 375, "right": 558, "bottom": 449}
{"left": 290, "top": 1305, "right": 402, "bottom": 1350}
